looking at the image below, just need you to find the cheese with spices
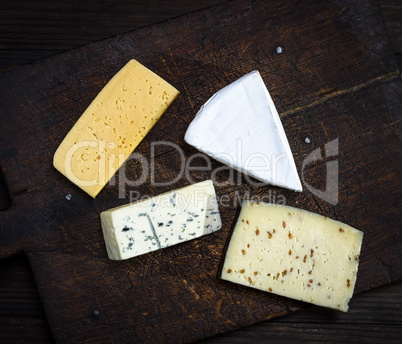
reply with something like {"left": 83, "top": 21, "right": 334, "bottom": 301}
{"left": 221, "top": 201, "right": 363, "bottom": 312}
{"left": 100, "top": 180, "right": 222, "bottom": 260}
{"left": 53, "top": 59, "right": 179, "bottom": 198}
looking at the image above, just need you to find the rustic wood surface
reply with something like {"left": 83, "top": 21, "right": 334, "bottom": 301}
{"left": 0, "top": 0, "right": 401, "bottom": 343}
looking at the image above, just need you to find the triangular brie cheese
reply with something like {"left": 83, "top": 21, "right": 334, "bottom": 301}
{"left": 184, "top": 71, "right": 302, "bottom": 192}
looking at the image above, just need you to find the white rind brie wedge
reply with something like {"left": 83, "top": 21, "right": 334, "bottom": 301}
{"left": 185, "top": 71, "right": 302, "bottom": 192}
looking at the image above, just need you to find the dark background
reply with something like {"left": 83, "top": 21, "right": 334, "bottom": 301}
{"left": 0, "top": 0, "right": 401, "bottom": 343}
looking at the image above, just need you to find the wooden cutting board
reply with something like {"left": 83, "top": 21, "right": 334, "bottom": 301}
{"left": 0, "top": 0, "right": 401, "bottom": 343}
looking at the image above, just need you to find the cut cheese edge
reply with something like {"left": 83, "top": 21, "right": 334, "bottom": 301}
{"left": 100, "top": 180, "right": 222, "bottom": 260}
{"left": 221, "top": 201, "right": 363, "bottom": 312}
{"left": 184, "top": 71, "right": 302, "bottom": 192}
{"left": 53, "top": 59, "right": 180, "bottom": 198}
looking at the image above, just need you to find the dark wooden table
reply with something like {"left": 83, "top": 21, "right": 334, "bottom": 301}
{"left": 0, "top": 1, "right": 401, "bottom": 343}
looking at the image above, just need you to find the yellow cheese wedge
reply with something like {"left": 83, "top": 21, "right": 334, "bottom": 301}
{"left": 53, "top": 59, "right": 180, "bottom": 198}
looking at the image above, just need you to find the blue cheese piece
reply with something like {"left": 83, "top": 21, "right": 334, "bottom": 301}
{"left": 100, "top": 180, "right": 222, "bottom": 260}
{"left": 184, "top": 71, "right": 302, "bottom": 192}
{"left": 221, "top": 201, "right": 363, "bottom": 312}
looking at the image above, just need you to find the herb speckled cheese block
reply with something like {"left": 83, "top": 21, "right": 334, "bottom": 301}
{"left": 221, "top": 201, "right": 363, "bottom": 312}
{"left": 53, "top": 59, "right": 179, "bottom": 198}
{"left": 100, "top": 180, "right": 222, "bottom": 260}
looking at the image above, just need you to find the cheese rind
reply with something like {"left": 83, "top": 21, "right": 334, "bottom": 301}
{"left": 100, "top": 180, "right": 222, "bottom": 260}
{"left": 221, "top": 201, "right": 363, "bottom": 312}
{"left": 184, "top": 71, "right": 302, "bottom": 192}
{"left": 53, "top": 59, "right": 179, "bottom": 198}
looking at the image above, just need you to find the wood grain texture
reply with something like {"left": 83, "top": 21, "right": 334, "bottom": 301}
{"left": 1, "top": 255, "right": 401, "bottom": 344}
{"left": 0, "top": 0, "right": 401, "bottom": 343}
{"left": 0, "top": 0, "right": 226, "bottom": 71}
{"left": 379, "top": 0, "right": 402, "bottom": 54}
